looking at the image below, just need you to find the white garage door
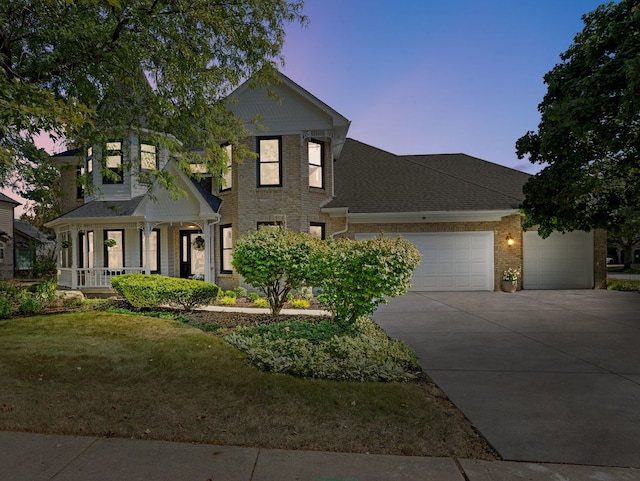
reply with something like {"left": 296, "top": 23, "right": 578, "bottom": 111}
{"left": 523, "top": 230, "right": 593, "bottom": 289}
{"left": 355, "top": 232, "right": 494, "bottom": 291}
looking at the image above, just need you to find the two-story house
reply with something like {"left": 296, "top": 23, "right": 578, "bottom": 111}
{"left": 46, "top": 72, "right": 607, "bottom": 294}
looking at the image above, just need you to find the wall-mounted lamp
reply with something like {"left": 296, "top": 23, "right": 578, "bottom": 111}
{"left": 506, "top": 234, "right": 515, "bottom": 247}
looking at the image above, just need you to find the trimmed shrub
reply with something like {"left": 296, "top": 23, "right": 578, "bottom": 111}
{"left": 290, "top": 299, "right": 309, "bottom": 309}
{"left": 252, "top": 297, "right": 270, "bottom": 308}
{"left": 247, "top": 292, "right": 260, "bottom": 302}
{"left": 232, "top": 228, "right": 317, "bottom": 314}
{"left": 310, "top": 236, "right": 422, "bottom": 323}
{"left": 234, "top": 286, "right": 248, "bottom": 298}
{"left": 224, "top": 290, "right": 237, "bottom": 298}
{"left": 111, "top": 274, "right": 221, "bottom": 311}
{"left": 218, "top": 296, "right": 237, "bottom": 306}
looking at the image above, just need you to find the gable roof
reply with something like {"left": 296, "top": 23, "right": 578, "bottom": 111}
{"left": 14, "top": 220, "right": 53, "bottom": 242}
{"left": 324, "top": 139, "right": 530, "bottom": 214}
{"left": 0, "top": 192, "right": 20, "bottom": 206}
{"left": 228, "top": 71, "right": 351, "bottom": 158}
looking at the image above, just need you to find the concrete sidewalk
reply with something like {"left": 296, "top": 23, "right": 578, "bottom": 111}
{"left": 2, "top": 431, "right": 640, "bottom": 481}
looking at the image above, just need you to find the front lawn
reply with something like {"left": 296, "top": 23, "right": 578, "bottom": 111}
{"left": 0, "top": 312, "right": 495, "bottom": 459}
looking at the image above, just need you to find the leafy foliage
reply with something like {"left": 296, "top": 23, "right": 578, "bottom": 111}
{"left": 232, "top": 228, "right": 317, "bottom": 314}
{"left": 225, "top": 317, "right": 419, "bottom": 382}
{"left": 516, "top": 0, "right": 640, "bottom": 238}
{"left": 0, "top": 278, "right": 57, "bottom": 318}
{"left": 111, "top": 274, "right": 221, "bottom": 311}
{"left": 607, "top": 279, "right": 640, "bottom": 291}
{"left": 0, "top": 0, "right": 306, "bottom": 210}
{"left": 310, "top": 236, "right": 422, "bottom": 324}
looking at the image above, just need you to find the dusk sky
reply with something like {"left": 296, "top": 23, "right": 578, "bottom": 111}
{"left": 8, "top": 0, "right": 611, "bottom": 211}
{"left": 278, "top": 0, "right": 609, "bottom": 174}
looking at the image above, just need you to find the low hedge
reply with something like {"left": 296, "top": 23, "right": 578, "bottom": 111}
{"left": 111, "top": 274, "right": 221, "bottom": 310}
{"left": 225, "top": 317, "right": 419, "bottom": 382}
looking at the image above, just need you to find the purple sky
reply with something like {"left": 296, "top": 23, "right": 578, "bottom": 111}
{"left": 279, "top": 0, "right": 608, "bottom": 174}
{"left": 5, "top": 0, "right": 609, "bottom": 212}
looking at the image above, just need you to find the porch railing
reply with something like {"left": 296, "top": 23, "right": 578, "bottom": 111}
{"left": 58, "top": 267, "right": 144, "bottom": 289}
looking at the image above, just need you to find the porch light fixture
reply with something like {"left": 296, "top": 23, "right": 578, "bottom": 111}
{"left": 506, "top": 234, "right": 515, "bottom": 247}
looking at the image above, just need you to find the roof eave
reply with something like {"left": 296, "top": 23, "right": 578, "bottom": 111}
{"left": 321, "top": 209, "right": 520, "bottom": 224}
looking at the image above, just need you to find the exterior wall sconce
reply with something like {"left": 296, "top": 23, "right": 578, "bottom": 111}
{"left": 506, "top": 234, "right": 515, "bottom": 247}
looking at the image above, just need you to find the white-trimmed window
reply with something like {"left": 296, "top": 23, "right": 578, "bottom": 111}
{"left": 308, "top": 140, "right": 324, "bottom": 188}
{"left": 103, "top": 141, "right": 123, "bottom": 184}
{"left": 86, "top": 147, "right": 93, "bottom": 184}
{"left": 257, "top": 137, "right": 281, "bottom": 186}
{"left": 140, "top": 142, "right": 157, "bottom": 170}
{"left": 221, "top": 144, "right": 233, "bottom": 191}
{"left": 220, "top": 225, "right": 233, "bottom": 273}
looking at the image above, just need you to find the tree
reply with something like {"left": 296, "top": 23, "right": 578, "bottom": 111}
{"left": 608, "top": 208, "right": 640, "bottom": 269}
{"left": 515, "top": 0, "right": 640, "bottom": 242}
{"left": 1, "top": 0, "right": 306, "bottom": 202}
{"left": 231, "top": 228, "right": 316, "bottom": 315}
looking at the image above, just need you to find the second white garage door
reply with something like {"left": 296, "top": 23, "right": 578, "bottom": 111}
{"left": 523, "top": 230, "right": 594, "bottom": 289}
{"left": 355, "top": 232, "right": 494, "bottom": 291}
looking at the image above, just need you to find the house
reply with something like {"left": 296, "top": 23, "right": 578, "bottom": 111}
{"left": 0, "top": 193, "right": 20, "bottom": 280}
{"left": 45, "top": 72, "right": 607, "bottom": 294}
{"left": 0, "top": 193, "right": 55, "bottom": 279}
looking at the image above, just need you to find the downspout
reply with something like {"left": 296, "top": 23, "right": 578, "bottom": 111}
{"left": 331, "top": 210, "right": 349, "bottom": 239}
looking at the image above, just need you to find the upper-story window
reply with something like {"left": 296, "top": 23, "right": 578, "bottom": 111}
{"left": 76, "top": 166, "right": 85, "bottom": 199}
{"left": 0, "top": 241, "right": 5, "bottom": 262}
{"left": 86, "top": 147, "right": 93, "bottom": 183}
{"left": 103, "top": 141, "right": 123, "bottom": 184}
{"left": 257, "top": 137, "right": 281, "bottom": 187}
{"left": 221, "top": 144, "right": 233, "bottom": 191}
{"left": 140, "top": 142, "right": 157, "bottom": 170}
{"left": 308, "top": 140, "right": 324, "bottom": 189}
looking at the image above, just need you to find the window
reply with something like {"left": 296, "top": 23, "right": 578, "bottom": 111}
{"left": 257, "top": 137, "right": 281, "bottom": 186}
{"left": 78, "top": 231, "right": 94, "bottom": 269}
{"left": 86, "top": 147, "right": 93, "bottom": 184}
{"left": 16, "top": 248, "right": 33, "bottom": 270}
{"left": 140, "top": 229, "right": 160, "bottom": 273}
{"left": 0, "top": 241, "right": 4, "bottom": 262}
{"left": 140, "top": 142, "right": 157, "bottom": 170}
{"left": 221, "top": 144, "right": 233, "bottom": 191}
{"left": 309, "top": 223, "right": 325, "bottom": 239}
{"left": 76, "top": 166, "right": 85, "bottom": 199}
{"left": 220, "top": 225, "right": 233, "bottom": 273}
{"left": 308, "top": 140, "right": 324, "bottom": 188}
{"left": 104, "top": 230, "right": 124, "bottom": 269}
{"left": 103, "top": 141, "right": 123, "bottom": 184}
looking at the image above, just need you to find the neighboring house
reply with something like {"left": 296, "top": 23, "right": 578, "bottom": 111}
{"left": 0, "top": 193, "right": 20, "bottom": 280}
{"left": 45, "top": 72, "right": 607, "bottom": 294}
{"left": 13, "top": 219, "right": 56, "bottom": 278}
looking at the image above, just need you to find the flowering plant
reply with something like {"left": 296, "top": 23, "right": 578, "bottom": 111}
{"left": 503, "top": 268, "right": 520, "bottom": 281}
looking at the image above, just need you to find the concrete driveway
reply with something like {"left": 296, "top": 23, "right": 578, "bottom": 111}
{"left": 373, "top": 290, "right": 640, "bottom": 468}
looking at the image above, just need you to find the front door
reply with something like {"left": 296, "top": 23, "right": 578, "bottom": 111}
{"left": 179, "top": 230, "right": 205, "bottom": 278}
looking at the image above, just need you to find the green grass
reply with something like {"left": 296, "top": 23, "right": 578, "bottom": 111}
{"left": 0, "top": 312, "right": 494, "bottom": 459}
{"left": 607, "top": 278, "right": 640, "bottom": 291}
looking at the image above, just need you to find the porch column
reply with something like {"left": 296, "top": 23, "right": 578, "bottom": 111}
{"left": 143, "top": 222, "right": 152, "bottom": 275}
{"left": 70, "top": 225, "right": 78, "bottom": 289}
{"left": 204, "top": 220, "right": 213, "bottom": 284}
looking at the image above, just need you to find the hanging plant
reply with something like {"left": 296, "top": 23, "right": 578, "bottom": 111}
{"left": 104, "top": 238, "right": 117, "bottom": 248}
{"left": 192, "top": 235, "right": 205, "bottom": 251}
{"left": 60, "top": 240, "right": 70, "bottom": 249}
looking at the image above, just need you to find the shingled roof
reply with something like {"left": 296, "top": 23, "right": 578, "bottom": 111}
{"left": 55, "top": 196, "right": 145, "bottom": 220}
{"left": 324, "top": 139, "right": 530, "bottom": 213}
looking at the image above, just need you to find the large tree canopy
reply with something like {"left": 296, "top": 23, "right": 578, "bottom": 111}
{"left": 0, "top": 0, "right": 305, "bottom": 214}
{"left": 516, "top": 0, "right": 640, "bottom": 240}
